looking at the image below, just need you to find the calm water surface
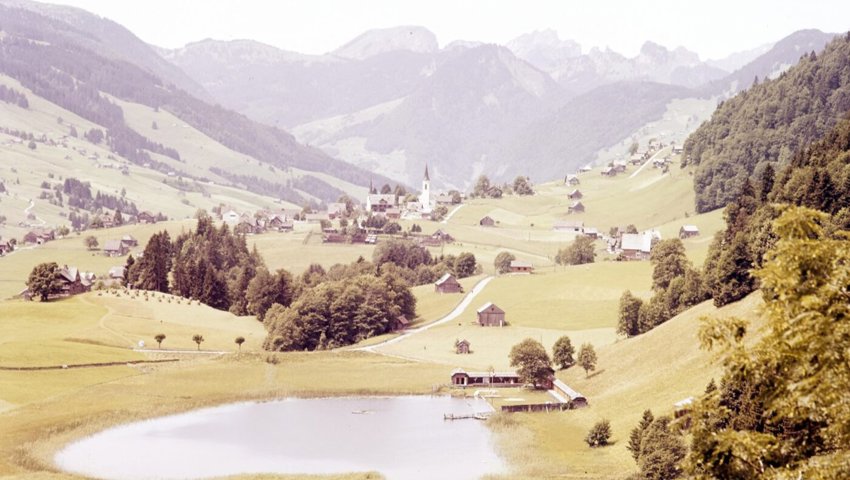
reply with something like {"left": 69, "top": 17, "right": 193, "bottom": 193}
{"left": 55, "top": 396, "right": 505, "bottom": 480}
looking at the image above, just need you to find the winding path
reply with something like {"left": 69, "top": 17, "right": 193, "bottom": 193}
{"left": 441, "top": 204, "right": 465, "bottom": 224}
{"left": 629, "top": 146, "right": 670, "bottom": 179}
{"left": 357, "top": 275, "right": 494, "bottom": 353}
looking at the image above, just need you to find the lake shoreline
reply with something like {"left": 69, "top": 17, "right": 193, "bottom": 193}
{"left": 54, "top": 393, "right": 503, "bottom": 480}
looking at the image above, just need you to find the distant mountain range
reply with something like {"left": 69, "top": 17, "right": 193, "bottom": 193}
{"left": 0, "top": 0, "right": 839, "bottom": 193}
{"left": 162, "top": 25, "right": 836, "bottom": 188}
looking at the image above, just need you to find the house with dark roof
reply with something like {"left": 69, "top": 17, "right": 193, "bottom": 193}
{"left": 479, "top": 216, "right": 495, "bottom": 227}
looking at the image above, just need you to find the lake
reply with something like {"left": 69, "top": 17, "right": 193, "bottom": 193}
{"left": 55, "top": 395, "right": 505, "bottom": 480}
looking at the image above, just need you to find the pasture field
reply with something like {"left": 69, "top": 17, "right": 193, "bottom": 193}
{"left": 375, "top": 262, "right": 652, "bottom": 370}
{"left": 489, "top": 294, "right": 765, "bottom": 478}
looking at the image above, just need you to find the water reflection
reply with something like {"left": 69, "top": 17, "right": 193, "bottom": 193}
{"left": 56, "top": 396, "right": 505, "bottom": 480}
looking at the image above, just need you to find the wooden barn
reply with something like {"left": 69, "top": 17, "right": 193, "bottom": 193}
{"left": 391, "top": 315, "right": 410, "bottom": 331}
{"left": 679, "top": 225, "right": 700, "bottom": 239}
{"left": 479, "top": 216, "right": 495, "bottom": 227}
{"left": 435, "top": 273, "right": 462, "bottom": 294}
{"left": 565, "top": 174, "right": 580, "bottom": 186}
{"left": 568, "top": 201, "right": 585, "bottom": 214}
{"left": 450, "top": 368, "right": 520, "bottom": 387}
{"left": 477, "top": 302, "right": 505, "bottom": 327}
{"left": 568, "top": 189, "right": 583, "bottom": 200}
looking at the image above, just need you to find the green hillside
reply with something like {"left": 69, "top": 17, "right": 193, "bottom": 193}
{"left": 686, "top": 33, "right": 850, "bottom": 212}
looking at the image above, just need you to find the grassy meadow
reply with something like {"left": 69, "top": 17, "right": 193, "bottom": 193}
{"left": 0, "top": 110, "right": 745, "bottom": 479}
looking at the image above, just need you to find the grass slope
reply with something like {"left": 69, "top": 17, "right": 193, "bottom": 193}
{"left": 493, "top": 294, "right": 764, "bottom": 478}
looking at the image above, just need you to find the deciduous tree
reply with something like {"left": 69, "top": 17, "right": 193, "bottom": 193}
{"left": 508, "top": 338, "right": 554, "bottom": 388}
{"left": 577, "top": 343, "right": 598, "bottom": 377}
{"left": 26, "top": 262, "right": 63, "bottom": 301}
{"left": 552, "top": 335, "right": 576, "bottom": 369}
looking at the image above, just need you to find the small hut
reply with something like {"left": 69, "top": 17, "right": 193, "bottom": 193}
{"left": 455, "top": 339, "right": 471, "bottom": 354}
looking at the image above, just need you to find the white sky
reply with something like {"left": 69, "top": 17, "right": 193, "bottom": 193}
{"left": 49, "top": 0, "right": 850, "bottom": 59}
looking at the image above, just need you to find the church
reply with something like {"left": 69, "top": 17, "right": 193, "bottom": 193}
{"left": 419, "top": 165, "right": 433, "bottom": 214}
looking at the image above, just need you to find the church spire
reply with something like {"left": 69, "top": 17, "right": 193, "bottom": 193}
{"left": 424, "top": 164, "right": 430, "bottom": 181}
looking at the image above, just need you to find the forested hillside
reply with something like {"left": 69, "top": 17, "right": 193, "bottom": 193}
{"left": 0, "top": 5, "right": 392, "bottom": 203}
{"left": 684, "top": 33, "right": 850, "bottom": 212}
{"left": 701, "top": 117, "right": 850, "bottom": 308}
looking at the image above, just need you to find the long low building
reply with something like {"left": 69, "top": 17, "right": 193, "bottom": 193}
{"left": 552, "top": 378, "right": 588, "bottom": 408}
{"left": 450, "top": 368, "right": 521, "bottom": 387}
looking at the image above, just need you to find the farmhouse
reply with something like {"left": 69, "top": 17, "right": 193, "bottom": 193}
{"left": 365, "top": 194, "right": 397, "bottom": 213}
{"left": 477, "top": 302, "right": 505, "bottom": 327}
{"left": 455, "top": 339, "right": 470, "bottom": 354}
{"left": 629, "top": 153, "right": 644, "bottom": 165}
{"left": 568, "top": 189, "right": 583, "bottom": 200}
{"left": 136, "top": 211, "right": 156, "bottom": 224}
{"left": 23, "top": 229, "right": 55, "bottom": 245}
{"left": 234, "top": 220, "right": 258, "bottom": 235}
{"left": 102, "top": 240, "right": 129, "bottom": 257}
{"left": 221, "top": 209, "right": 240, "bottom": 225}
{"left": 327, "top": 203, "right": 347, "bottom": 219}
{"left": 568, "top": 201, "right": 585, "bottom": 214}
{"left": 553, "top": 220, "right": 583, "bottom": 233}
{"left": 613, "top": 162, "right": 627, "bottom": 173}
{"left": 435, "top": 273, "right": 462, "bottom": 294}
{"left": 479, "top": 216, "right": 495, "bottom": 227}
{"left": 620, "top": 230, "right": 660, "bottom": 260}
{"left": 565, "top": 174, "right": 580, "bottom": 186}
{"left": 435, "top": 194, "right": 456, "bottom": 205}
{"left": 679, "top": 225, "right": 700, "bottom": 239}
{"left": 385, "top": 207, "right": 401, "bottom": 220}
{"left": 509, "top": 260, "right": 534, "bottom": 274}
{"left": 601, "top": 167, "right": 616, "bottom": 177}
{"left": 55, "top": 265, "right": 93, "bottom": 297}
{"left": 108, "top": 265, "right": 125, "bottom": 280}
{"left": 430, "top": 229, "right": 454, "bottom": 243}
{"left": 583, "top": 227, "right": 600, "bottom": 239}
{"left": 450, "top": 368, "right": 520, "bottom": 387}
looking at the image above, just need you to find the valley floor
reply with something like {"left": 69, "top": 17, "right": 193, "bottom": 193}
{"left": 0, "top": 161, "right": 748, "bottom": 479}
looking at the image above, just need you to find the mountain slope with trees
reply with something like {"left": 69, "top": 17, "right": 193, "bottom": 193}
{"left": 0, "top": 4, "right": 392, "bottom": 202}
{"left": 684, "top": 32, "right": 850, "bottom": 212}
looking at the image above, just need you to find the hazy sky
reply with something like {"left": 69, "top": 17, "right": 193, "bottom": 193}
{"left": 50, "top": 0, "right": 850, "bottom": 59}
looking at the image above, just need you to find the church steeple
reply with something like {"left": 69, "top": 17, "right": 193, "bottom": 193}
{"left": 424, "top": 164, "right": 430, "bottom": 181}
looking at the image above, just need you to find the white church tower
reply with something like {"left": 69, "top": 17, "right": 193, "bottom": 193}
{"left": 419, "top": 164, "right": 432, "bottom": 213}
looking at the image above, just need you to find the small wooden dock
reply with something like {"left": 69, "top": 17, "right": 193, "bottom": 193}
{"left": 444, "top": 412, "right": 492, "bottom": 421}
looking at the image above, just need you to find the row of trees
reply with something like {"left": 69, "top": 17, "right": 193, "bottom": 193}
{"left": 471, "top": 175, "right": 535, "bottom": 198}
{"left": 508, "top": 337, "right": 599, "bottom": 388}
